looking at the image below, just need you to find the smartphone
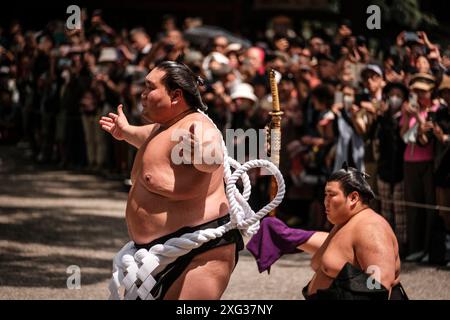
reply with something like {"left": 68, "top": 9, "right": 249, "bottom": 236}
{"left": 409, "top": 93, "right": 418, "bottom": 110}
{"left": 404, "top": 32, "right": 419, "bottom": 45}
{"left": 334, "top": 91, "right": 343, "bottom": 105}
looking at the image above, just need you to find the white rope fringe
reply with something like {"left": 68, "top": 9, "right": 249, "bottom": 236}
{"left": 108, "top": 110, "right": 285, "bottom": 300}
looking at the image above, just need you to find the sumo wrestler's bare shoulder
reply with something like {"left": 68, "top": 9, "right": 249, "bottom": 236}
{"left": 351, "top": 209, "right": 395, "bottom": 242}
{"left": 178, "top": 112, "right": 224, "bottom": 155}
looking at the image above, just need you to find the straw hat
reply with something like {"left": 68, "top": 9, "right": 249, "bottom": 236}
{"left": 409, "top": 72, "right": 436, "bottom": 91}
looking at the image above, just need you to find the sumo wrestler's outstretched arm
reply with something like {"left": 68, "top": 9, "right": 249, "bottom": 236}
{"left": 297, "top": 231, "right": 329, "bottom": 255}
{"left": 99, "top": 104, "right": 155, "bottom": 149}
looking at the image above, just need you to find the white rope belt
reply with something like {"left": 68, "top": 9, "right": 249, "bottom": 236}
{"left": 108, "top": 111, "right": 285, "bottom": 300}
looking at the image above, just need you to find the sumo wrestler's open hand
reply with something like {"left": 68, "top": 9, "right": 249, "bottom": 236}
{"left": 99, "top": 104, "right": 130, "bottom": 141}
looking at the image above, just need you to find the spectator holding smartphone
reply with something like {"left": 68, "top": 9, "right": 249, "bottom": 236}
{"left": 400, "top": 73, "right": 444, "bottom": 263}
{"left": 375, "top": 82, "right": 408, "bottom": 256}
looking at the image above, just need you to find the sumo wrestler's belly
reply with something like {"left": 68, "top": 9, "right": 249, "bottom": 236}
{"left": 125, "top": 178, "right": 229, "bottom": 245}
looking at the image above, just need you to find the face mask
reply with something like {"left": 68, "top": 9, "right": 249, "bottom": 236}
{"left": 388, "top": 95, "right": 402, "bottom": 109}
{"left": 343, "top": 95, "right": 353, "bottom": 109}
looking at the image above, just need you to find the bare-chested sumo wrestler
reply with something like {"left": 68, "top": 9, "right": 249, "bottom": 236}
{"left": 99, "top": 61, "right": 243, "bottom": 300}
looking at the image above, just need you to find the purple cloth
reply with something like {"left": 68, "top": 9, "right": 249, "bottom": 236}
{"left": 246, "top": 216, "right": 316, "bottom": 273}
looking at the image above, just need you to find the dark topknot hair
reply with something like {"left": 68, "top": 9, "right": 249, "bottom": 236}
{"left": 327, "top": 162, "right": 375, "bottom": 205}
{"left": 155, "top": 60, "right": 207, "bottom": 112}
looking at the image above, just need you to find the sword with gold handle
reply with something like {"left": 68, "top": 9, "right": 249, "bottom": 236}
{"left": 268, "top": 69, "right": 283, "bottom": 217}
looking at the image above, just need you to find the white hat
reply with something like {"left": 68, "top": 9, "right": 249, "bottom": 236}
{"left": 361, "top": 64, "right": 383, "bottom": 78}
{"left": 212, "top": 52, "right": 229, "bottom": 64}
{"left": 230, "top": 83, "right": 257, "bottom": 102}
{"left": 225, "top": 43, "right": 242, "bottom": 53}
{"left": 98, "top": 47, "right": 119, "bottom": 63}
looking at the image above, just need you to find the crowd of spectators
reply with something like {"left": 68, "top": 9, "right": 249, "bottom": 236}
{"left": 1, "top": 10, "right": 449, "bottom": 264}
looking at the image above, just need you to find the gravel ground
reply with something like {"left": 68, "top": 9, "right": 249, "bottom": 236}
{"left": 0, "top": 145, "right": 449, "bottom": 300}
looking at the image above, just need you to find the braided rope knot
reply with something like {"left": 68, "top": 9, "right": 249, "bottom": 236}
{"left": 108, "top": 111, "right": 285, "bottom": 300}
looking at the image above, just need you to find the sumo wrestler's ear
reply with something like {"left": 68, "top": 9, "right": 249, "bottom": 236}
{"left": 171, "top": 89, "right": 182, "bottom": 103}
{"left": 349, "top": 191, "right": 359, "bottom": 204}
